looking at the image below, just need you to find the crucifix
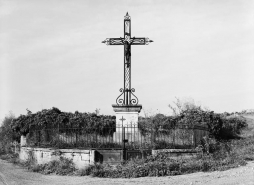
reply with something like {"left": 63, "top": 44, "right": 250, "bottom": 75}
{"left": 102, "top": 12, "right": 153, "bottom": 106}
{"left": 119, "top": 116, "right": 126, "bottom": 127}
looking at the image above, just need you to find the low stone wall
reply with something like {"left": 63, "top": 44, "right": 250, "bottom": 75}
{"left": 152, "top": 149, "right": 200, "bottom": 160}
{"left": 96, "top": 150, "right": 123, "bottom": 164}
{"left": 19, "top": 147, "right": 96, "bottom": 169}
{"left": 19, "top": 147, "right": 201, "bottom": 168}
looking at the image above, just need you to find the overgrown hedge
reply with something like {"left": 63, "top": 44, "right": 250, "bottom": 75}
{"left": 11, "top": 107, "right": 116, "bottom": 136}
{"left": 11, "top": 106, "right": 247, "bottom": 141}
{"left": 139, "top": 107, "right": 247, "bottom": 140}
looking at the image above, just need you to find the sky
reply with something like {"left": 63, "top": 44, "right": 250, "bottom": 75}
{"left": 0, "top": 0, "right": 254, "bottom": 122}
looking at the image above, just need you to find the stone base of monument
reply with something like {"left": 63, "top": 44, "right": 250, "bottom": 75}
{"left": 112, "top": 104, "right": 142, "bottom": 143}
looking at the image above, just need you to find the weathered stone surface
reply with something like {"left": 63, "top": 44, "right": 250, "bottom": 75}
{"left": 152, "top": 149, "right": 201, "bottom": 159}
{"left": 96, "top": 150, "right": 123, "bottom": 164}
{"left": 19, "top": 147, "right": 95, "bottom": 169}
{"left": 112, "top": 104, "right": 142, "bottom": 113}
{"left": 112, "top": 105, "right": 142, "bottom": 142}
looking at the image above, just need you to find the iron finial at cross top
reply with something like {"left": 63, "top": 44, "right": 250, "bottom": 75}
{"left": 102, "top": 12, "right": 153, "bottom": 106}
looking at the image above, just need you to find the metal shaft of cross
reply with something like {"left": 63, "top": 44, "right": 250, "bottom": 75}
{"left": 102, "top": 12, "right": 153, "bottom": 106}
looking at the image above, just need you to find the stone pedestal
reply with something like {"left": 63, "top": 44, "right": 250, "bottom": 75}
{"left": 112, "top": 104, "right": 142, "bottom": 143}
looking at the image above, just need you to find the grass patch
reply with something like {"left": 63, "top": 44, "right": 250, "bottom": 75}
{"left": 0, "top": 152, "right": 76, "bottom": 175}
{"left": 0, "top": 151, "right": 20, "bottom": 164}
{"left": 75, "top": 151, "right": 247, "bottom": 178}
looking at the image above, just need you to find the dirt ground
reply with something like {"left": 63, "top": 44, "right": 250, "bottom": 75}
{"left": 0, "top": 159, "right": 254, "bottom": 185}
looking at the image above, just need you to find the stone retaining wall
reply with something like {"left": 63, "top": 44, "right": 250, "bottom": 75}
{"left": 19, "top": 147, "right": 95, "bottom": 169}
{"left": 152, "top": 148, "right": 201, "bottom": 159}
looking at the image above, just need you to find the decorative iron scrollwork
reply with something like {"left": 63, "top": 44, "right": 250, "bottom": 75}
{"left": 116, "top": 88, "right": 139, "bottom": 106}
{"left": 130, "top": 88, "right": 139, "bottom": 105}
{"left": 116, "top": 88, "right": 124, "bottom": 105}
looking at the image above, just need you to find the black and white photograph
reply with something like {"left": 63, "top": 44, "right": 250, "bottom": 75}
{"left": 0, "top": 0, "right": 254, "bottom": 184}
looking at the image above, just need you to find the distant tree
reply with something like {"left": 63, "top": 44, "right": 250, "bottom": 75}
{"left": 223, "top": 112, "right": 230, "bottom": 116}
{"left": 168, "top": 97, "right": 201, "bottom": 116}
{"left": 168, "top": 98, "right": 247, "bottom": 139}
{"left": 0, "top": 112, "right": 19, "bottom": 153}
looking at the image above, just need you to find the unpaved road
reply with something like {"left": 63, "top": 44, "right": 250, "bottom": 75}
{"left": 0, "top": 159, "right": 254, "bottom": 185}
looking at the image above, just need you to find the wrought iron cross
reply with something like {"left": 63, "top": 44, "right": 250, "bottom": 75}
{"left": 102, "top": 12, "right": 153, "bottom": 106}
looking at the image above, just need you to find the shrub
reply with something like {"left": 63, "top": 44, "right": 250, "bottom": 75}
{"left": 77, "top": 140, "right": 251, "bottom": 178}
{"left": 30, "top": 157, "right": 76, "bottom": 175}
{"left": 141, "top": 99, "right": 247, "bottom": 142}
{"left": 11, "top": 108, "right": 116, "bottom": 136}
{"left": 229, "top": 136, "right": 254, "bottom": 161}
{"left": 167, "top": 98, "right": 248, "bottom": 140}
{"left": 10, "top": 108, "right": 116, "bottom": 149}
{"left": 219, "top": 116, "right": 247, "bottom": 139}
{"left": 0, "top": 112, "right": 19, "bottom": 154}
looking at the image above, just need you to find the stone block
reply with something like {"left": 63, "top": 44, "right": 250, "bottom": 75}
{"left": 19, "top": 147, "right": 96, "bottom": 170}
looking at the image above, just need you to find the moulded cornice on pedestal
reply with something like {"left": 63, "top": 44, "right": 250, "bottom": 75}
{"left": 112, "top": 104, "right": 142, "bottom": 113}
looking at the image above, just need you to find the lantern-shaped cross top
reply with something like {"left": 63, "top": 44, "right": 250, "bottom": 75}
{"left": 102, "top": 12, "right": 153, "bottom": 106}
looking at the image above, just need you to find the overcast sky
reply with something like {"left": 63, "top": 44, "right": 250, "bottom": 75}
{"left": 0, "top": 0, "right": 254, "bottom": 121}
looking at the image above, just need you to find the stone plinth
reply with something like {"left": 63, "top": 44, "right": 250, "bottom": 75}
{"left": 112, "top": 104, "right": 142, "bottom": 128}
{"left": 112, "top": 104, "right": 142, "bottom": 142}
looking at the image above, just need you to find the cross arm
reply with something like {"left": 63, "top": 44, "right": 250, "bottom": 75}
{"left": 102, "top": 37, "right": 154, "bottom": 45}
{"left": 102, "top": 38, "right": 124, "bottom": 45}
{"left": 130, "top": 37, "right": 154, "bottom": 45}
